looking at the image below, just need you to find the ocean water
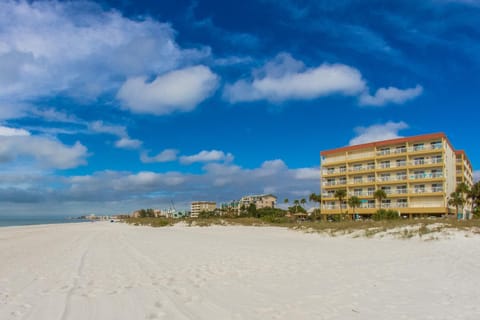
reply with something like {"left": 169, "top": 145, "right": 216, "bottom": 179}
{"left": 0, "top": 215, "right": 88, "bottom": 227}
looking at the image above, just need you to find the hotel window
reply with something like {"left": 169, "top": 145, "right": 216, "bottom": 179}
{"left": 381, "top": 186, "right": 391, "bottom": 194}
{"left": 368, "top": 200, "right": 375, "bottom": 208}
{"left": 339, "top": 166, "right": 346, "bottom": 173}
{"left": 382, "top": 199, "right": 391, "bottom": 207}
{"left": 395, "top": 146, "right": 407, "bottom": 153}
{"left": 431, "top": 169, "right": 442, "bottom": 178}
{"left": 432, "top": 183, "right": 443, "bottom": 192}
{"left": 380, "top": 160, "right": 390, "bottom": 169}
{"left": 431, "top": 141, "right": 442, "bottom": 149}
{"left": 414, "top": 170, "right": 425, "bottom": 179}
{"left": 327, "top": 178, "right": 335, "bottom": 185}
{"left": 354, "top": 176, "right": 363, "bottom": 183}
{"left": 432, "top": 155, "right": 442, "bottom": 163}
{"left": 353, "top": 164, "right": 363, "bottom": 171}
{"left": 367, "top": 162, "right": 375, "bottom": 170}
{"left": 339, "top": 177, "right": 347, "bottom": 185}
{"left": 396, "top": 171, "right": 407, "bottom": 180}
{"left": 396, "top": 185, "right": 407, "bottom": 194}
{"left": 414, "top": 184, "right": 425, "bottom": 193}
{"left": 327, "top": 168, "right": 334, "bottom": 174}
{"left": 413, "top": 143, "right": 425, "bottom": 151}
{"left": 397, "top": 199, "right": 408, "bottom": 208}
{"left": 381, "top": 173, "right": 390, "bottom": 181}
{"left": 396, "top": 159, "right": 406, "bottom": 167}
{"left": 368, "top": 175, "right": 375, "bottom": 182}
{"left": 354, "top": 188, "right": 362, "bottom": 196}
{"left": 367, "top": 187, "right": 375, "bottom": 196}
{"left": 414, "top": 157, "right": 425, "bottom": 165}
{"left": 379, "top": 147, "right": 390, "bottom": 155}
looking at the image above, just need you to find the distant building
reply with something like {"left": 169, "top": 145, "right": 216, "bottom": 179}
{"left": 239, "top": 194, "right": 277, "bottom": 210}
{"left": 190, "top": 201, "right": 217, "bottom": 218}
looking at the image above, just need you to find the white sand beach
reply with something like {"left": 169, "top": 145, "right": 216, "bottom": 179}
{"left": 1, "top": 222, "right": 479, "bottom": 320}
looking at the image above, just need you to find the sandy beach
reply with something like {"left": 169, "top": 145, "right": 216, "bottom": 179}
{"left": 0, "top": 222, "right": 479, "bottom": 320}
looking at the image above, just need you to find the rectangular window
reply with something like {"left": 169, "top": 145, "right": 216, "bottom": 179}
{"left": 379, "top": 147, "right": 390, "bottom": 155}
{"left": 395, "top": 146, "right": 407, "bottom": 153}
{"left": 396, "top": 159, "right": 406, "bottom": 167}
{"left": 414, "top": 184, "right": 425, "bottom": 193}
{"left": 396, "top": 172, "right": 407, "bottom": 180}
{"left": 381, "top": 173, "right": 391, "bottom": 181}
{"left": 432, "top": 183, "right": 443, "bottom": 192}
{"left": 413, "top": 143, "right": 425, "bottom": 151}
{"left": 431, "top": 141, "right": 442, "bottom": 149}
{"left": 367, "top": 162, "right": 375, "bottom": 170}
{"left": 414, "top": 157, "right": 425, "bottom": 165}
{"left": 353, "top": 164, "right": 363, "bottom": 171}
{"left": 368, "top": 175, "right": 375, "bottom": 182}
{"left": 380, "top": 160, "right": 390, "bottom": 169}
{"left": 396, "top": 185, "right": 407, "bottom": 194}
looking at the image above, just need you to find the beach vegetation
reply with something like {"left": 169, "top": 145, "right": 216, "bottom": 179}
{"left": 372, "top": 209, "right": 400, "bottom": 221}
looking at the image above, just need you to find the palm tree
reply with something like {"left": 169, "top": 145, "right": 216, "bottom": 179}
{"left": 374, "top": 189, "right": 387, "bottom": 209}
{"left": 348, "top": 196, "right": 361, "bottom": 220}
{"left": 456, "top": 182, "right": 470, "bottom": 218}
{"left": 334, "top": 189, "right": 347, "bottom": 215}
{"left": 309, "top": 193, "right": 321, "bottom": 220}
{"left": 300, "top": 198, "right": 306, "bottom": 208}
{"left": 293, "top": 199, "right": 300, "bottom": 213}
{"left": 469, "top": 182, "right": 480, "bottom": 216}
{"left": 448, "top": 191, "right": 465, "bottom": 219}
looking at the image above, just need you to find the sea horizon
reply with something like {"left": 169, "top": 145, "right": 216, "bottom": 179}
{"left": 0, "top": 215, "right": 88, "bottom": 228}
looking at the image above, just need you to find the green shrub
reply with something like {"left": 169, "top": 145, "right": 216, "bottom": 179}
{"left": 260, "top": 215, "right": 290, "bottom": 224}
{"left": 372, "top": 209, "right": 400, "bottom": 221}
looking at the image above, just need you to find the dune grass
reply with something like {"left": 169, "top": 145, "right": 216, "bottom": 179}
{"left": 123, "top": 216, "right": 480, "bottom": 239}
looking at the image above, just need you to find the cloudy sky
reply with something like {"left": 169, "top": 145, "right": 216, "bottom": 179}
{"left": 0, "top": 0, "right": 479, "bottom": 216}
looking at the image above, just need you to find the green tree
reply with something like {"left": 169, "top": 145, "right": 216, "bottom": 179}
{"left": 448, "top": 191, "right": 466, "bottom": 219}
{"left": 309, "top": 193, "right": 321, "bottom": 220}
{"left": 247, "top": 203, "right": 257, "bottom": 217}
{"left": 456, "top": 182, "right": 471, "bottom": 218}
{"left": 293, "top": 199, "right": 300, "bottom": 213}
{"left": 469, "top": 181, "right": 480, "bottom": 215}
{"left": 334, "top": 189, "right": 347, "bottom": 215}
{"left": 374, "top": 189, "right": 387, "bottom": 209}
{"left": 300, "top": 198, "right": 306, "bottom": 208}
{"left": 348, "top": 196, "right": 361, "bottom": 219}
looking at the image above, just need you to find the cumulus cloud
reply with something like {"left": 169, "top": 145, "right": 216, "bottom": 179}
{"left": 117, "top": 66, "right": 219, "bottom": 115}
{"left": 359, "top": 85, "right": 423, "bottom": 106}
{"left": 349, "top": 121, "right": 409, "bottom": 146}
{"left": 223, "top": 53, "right": 423, "bottom": 107}
{"left": 0, "top": 128, "right": 87, "bottom": 169}
{"left": 0, "top": 125, "right": 30, "bottom": 136}
{"left": 224, "top": 53, "right": 365, "bottom": 103}
{"left": 474, "top": 170, "right": 480, "bottom": 182}
{"left": 0, "top": 0, "right": 209, "bottom": 110}
{"left": 140, "top": 149, "right": 179, "bottom": 163}
{"left": 88, "top": 121, "right": 142, "bottom": 149}
{"left": 180, "top": 150, "right": 233, "bottom": 164}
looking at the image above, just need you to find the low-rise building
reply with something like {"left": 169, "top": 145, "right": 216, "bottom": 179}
{"left": 190, "top": 201, "right": 216, "bottom": 218}
{"left": 239, "top": 194, "right": 277, "bottom": 210}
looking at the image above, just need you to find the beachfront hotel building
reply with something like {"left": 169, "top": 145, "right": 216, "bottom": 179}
{"left": 190, "top": 201, "right": 217, "bottom": 218}
{"left": 320, "top": 133, "right": 473, "bottom": 218}
{"left": 239, "top": 194, "right": 277, "bottom": 210}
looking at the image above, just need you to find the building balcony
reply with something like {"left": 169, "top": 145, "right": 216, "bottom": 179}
{"left": 407, "top": 144, "right": 443, "bottom": 154}
{"left": 410, "top": 173, "right": 444, "bottom": 180}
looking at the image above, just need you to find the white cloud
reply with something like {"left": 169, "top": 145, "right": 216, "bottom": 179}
{"left": 0, "top": 0, "right": 209, "bottom": 111}
{"left": 349, "top": 121, "right": 409, "bottom": 146}
{"left": 115, "top": 137, "right": 142, "bottom": 149}
{"left": 117, "top": 65, "right": 219, "bottom": 115}
{"left": 88, "top": 120, "right": 141, "bottom": 150}
{"left": 223, "top": 53, "right": 423, "bottom": 107}
{"left": 0, "top": 133, "right": 87, "bottom": 169}
{"left": 474, "top": 170, "right": 480, "bottom": 182}
{"left": 359, "top": 85, "right": 423, "bottom": 106}
{"left": 141, "top": 149, "right": 179, "bottom": 163}
{"left": 180, "top": 149, "right": 233, "bottom": 164}
{"left": 294, "top": 167, "right": 320, "bottom": 180}
{"left": 224, "top": 53, "right": 366, "bottom": 103}
{"left": 0, "top": 125, "right": 30, "bottom": 136}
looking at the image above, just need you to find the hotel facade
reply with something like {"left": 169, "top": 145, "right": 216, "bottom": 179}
{"left": 320, "top": 133, "right": 473, "bottom": 217}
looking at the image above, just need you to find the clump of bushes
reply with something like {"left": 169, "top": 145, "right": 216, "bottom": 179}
{"left": 372, "top": 209, "right": 400, "bottom": 221}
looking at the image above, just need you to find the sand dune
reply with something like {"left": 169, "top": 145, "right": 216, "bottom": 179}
{"left": 0, "top": 222, "right": 479, "bottom": 319}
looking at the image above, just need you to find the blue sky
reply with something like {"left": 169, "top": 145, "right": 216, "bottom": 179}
{"left": 0, "top": 0, "right": 479, "bottom": 216}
